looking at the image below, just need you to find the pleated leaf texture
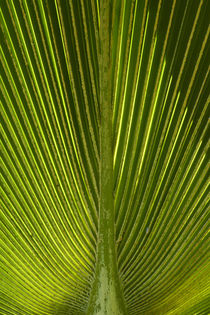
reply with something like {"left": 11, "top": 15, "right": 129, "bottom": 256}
{"left": 0, "top": 0, "right": 209, "bottom": 314}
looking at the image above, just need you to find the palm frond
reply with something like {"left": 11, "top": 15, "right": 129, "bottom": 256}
{"left": 0, "top": 0, "right": 209, "bottom": 314}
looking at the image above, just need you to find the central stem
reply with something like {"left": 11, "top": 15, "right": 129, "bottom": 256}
{"left": 87, "top": 1, "right": 126, "bottom": 314}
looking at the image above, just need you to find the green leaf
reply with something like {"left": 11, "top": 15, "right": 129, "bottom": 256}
{"left": 0, "top": 0, "right": 209, "bottom": 314}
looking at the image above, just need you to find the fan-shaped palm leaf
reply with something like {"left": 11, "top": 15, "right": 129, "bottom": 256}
{"left": 0, "top": 0, "right": 209, "bottom": 314}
